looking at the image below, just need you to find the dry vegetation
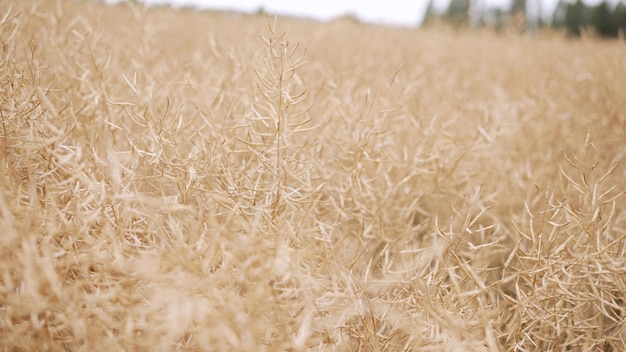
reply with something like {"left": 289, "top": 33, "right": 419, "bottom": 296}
{"left": 1, "top": 0, "right": 626, "bottom": 350}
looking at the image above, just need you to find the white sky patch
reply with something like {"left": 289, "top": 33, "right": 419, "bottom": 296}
{"left": 106, "top": 0, "right": 624, "bottom": 27}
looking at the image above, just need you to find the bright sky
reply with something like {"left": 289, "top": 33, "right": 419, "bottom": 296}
{"left": 108, "top": 0, "right": 621, "bottom": 27}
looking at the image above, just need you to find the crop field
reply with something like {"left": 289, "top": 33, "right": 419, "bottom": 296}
{"left": 1, "top": 0, "right": 625, "bottom": 350}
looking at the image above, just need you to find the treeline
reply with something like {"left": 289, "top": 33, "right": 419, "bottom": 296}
{"left": 424, "top": 0, "right": 626, "bottom": 38}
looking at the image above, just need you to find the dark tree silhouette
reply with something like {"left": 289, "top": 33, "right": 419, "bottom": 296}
{"left": 428, "top": 0, "right": 626, "bottom": 38}
{"left": 612, "top": 2, "right": 626, "bottom": 36}
{"left": 444, "top": 0, "right": 471, "bottom": 26}
{"left": 512, "top": 0, "right": 526, "bottom": 15}
{"left": 591, "top": 1, "right": 614, "bottom": 36}
{"left": 564, "top": 0, "right": 591, "bottom": 35}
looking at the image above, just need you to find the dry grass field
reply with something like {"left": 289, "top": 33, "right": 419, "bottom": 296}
{"left": 1, "top": 0, "right": 625, "bottom": 350}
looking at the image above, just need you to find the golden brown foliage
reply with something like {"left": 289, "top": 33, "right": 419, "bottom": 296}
{"left": 1, "top": 0, "right": 625, "bottom": 351}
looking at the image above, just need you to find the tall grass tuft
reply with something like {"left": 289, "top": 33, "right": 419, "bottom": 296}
{"left": 505, "top": 133, "right": 625, "bottom": 351}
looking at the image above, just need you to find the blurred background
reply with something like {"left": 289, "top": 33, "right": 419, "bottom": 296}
{"left": 104, "top": 0, "right": 626, "bottom": 37}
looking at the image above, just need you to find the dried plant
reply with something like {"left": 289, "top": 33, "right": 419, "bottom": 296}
{"left": 0, "top": 0, "right": 624, "bottom": 351}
